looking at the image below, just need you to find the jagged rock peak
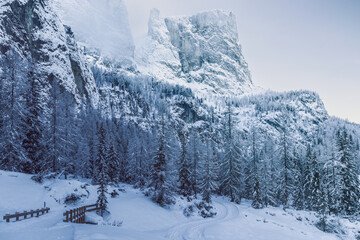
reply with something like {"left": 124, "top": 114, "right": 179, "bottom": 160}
{"left": 136, "top": 9, "right": 253, "bottom": 97}
{"left": 187, "top": 10, "right": 239, "bottom": 41}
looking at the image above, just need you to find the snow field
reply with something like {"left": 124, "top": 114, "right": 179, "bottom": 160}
{"left": 0, "top": 170, "right": 356, "bottom": 239}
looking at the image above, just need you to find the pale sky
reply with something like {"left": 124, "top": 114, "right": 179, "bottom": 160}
{"left": 123, "top": 0, "right": 360, "bottom": 124}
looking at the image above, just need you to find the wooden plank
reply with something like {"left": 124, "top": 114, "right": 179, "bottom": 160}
{"left": 66, "top": 211, "right": 69, "bottom": 222}
{"left": 70, "top": 210, "right": 73, "bottom": 223}
{"left": 83, "top": 204, "right": 98, "bottom": 208}
{"left": 82, "top": 207, "right": 85, "bottom": 223}
{"left": 86, "top": 203, "right": 99, "bottom": 212}
{"left": 86, "top": 208, "right": 98, "bottom": 212}
{"left": 3, "top": 214, "right": 10, "bottom": 223}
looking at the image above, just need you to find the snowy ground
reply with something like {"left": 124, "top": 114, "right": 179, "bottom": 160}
{"left": 0, "top": 170, "right": 358, "bottom": 240}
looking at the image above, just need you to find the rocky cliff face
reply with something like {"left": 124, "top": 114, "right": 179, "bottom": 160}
{"left": 0, "top": 0, "right": 98, "bottom": 106}
{"left": 136, "top": 9, "right": 253, "bottom": 96}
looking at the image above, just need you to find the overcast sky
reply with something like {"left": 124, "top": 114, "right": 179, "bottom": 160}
{"left": 123, "top": 0, "right": 360, "bottom": 124}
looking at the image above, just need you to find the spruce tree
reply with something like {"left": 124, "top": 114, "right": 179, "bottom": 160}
{"left": 0, "top": 49, "right": 27, "bottom": 171}
{"left": 260, "top": 137, "right": 278, "bottom": 207}
{"left": 58, "top": 92, "right": 78, "bottom": 179}
{"left": 310, "top": 151, "right": 322, "bottom": 211}
{"left": 304, "top": 144, "right": 314, "bottom": 210}
{"left": 22, "top": 70, "right": 45, "bottom": 174}
{"left": 107, "top": 143, "right": 120, "bottom": 183}
{"left": 149, "top": 116, "right": 174, "bottom": 207}
{"left": 278, "top": 128, "right": 293, "bottom": 208}
{"left": 337, "top": 129, "right": 360, "bottom": 215}
{"left": 97, "top": 154, "right": 108, "bottom": 217}
{"left": 189, "top": 129, "right": 201, "bottom": 198}
{"left": 201, "top": 139, "right": 218, "bottom": 203}
{"left": 119, "top": 124, "right": 130, "bottom": 183}
{"left": 292, "top": 148, "right": 305, "bottom": 210}
{"left": 220, "top": 104, "right": 242, "bottom": 203}
{"left": 317, "top": 177, "right": 329, "bottom": 232}
{"left": 324, "top": 151, "right": 341, "bottom": 215}
{"left": 96, "top": 121, "right": 109, "bottom": 216}
{"left": 94, "top": 122, "right": 107, "bottom": 184}
{"left": 251, "top": 130, "right": 263, "bottom": 209}
{"left": 178, "top": 130, "right": 192, "bottom": 199}
{"left": 47, "top": 75, "right": 61, "bottom": 173}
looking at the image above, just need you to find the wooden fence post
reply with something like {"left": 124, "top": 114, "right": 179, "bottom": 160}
{"left": 77, "top": 209, "right": 80, "bottom": 223}
{"left": 61, "top": 203, "right": 99, "bottom": 224}
{"left": 78, "top": 209, "right": 80, "bottom": 223}
{"left": 80, "top": 208, "right": 83, "bottom": 223}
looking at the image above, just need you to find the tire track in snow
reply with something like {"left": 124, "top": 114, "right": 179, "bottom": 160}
{"left": 185, "top": 202, "right": 240, "bottom": 240}
{"left": 167, "top": 200, "right": 240, "bottom": 240}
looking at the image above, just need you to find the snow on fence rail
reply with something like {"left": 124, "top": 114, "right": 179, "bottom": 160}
{"left": 63, "top": 203, "right": 99, "bottom": 224}
{"left": 3, "top": 207, "right": 50, "bottom": 222}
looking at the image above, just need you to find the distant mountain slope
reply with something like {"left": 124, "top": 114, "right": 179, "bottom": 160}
{"left": 52, "top": 0, "right": 135, "bottom": 67}
{"left": 2, "top": 0, "right": 358, "bottom": 141}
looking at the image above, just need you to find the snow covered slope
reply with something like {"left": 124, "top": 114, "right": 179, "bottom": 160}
{"left": 136, "top": 9, "right": 253, "bottom": 96}
{"left": 0, "top": 170, "right": 354, "bottom": 240}
{"left": 232, "top": 90, "right": 329, "bottom": 144}
{"left": 0, "top": 0, "right": 98, "bottom": 106}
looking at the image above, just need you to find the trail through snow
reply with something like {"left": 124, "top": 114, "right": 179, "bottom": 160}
{"left": 0, "top": 171, "right": 351, "bottom": 240}
{"left": 166, "top": 201, "right": 240, "bottom": 240}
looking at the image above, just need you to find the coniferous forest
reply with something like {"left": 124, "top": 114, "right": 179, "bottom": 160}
{"left": 1, "top": 47, "right": 360, "bottom": 219}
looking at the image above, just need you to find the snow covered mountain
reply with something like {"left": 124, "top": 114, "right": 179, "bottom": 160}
{"left": 136, "top": 9, "right": 253, "bottom": 96}
{"left": 1, "top": 0, "right": 357, "bottom": 151}
{"left": 0, "top": 0, "right": 98, "bottom": 107}
{"left": 1, "top": 0, "right": 358, "bottom": 157}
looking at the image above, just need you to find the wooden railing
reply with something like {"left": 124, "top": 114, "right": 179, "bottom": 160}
{"left": 63, "top": 203, "right": 99, "bottom": 224}
{"left": 3, "top": 207, "right": 50, "bottom": 222}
